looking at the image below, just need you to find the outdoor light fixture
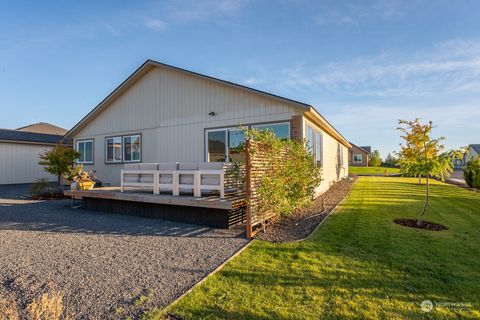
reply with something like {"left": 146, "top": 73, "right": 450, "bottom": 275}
{"left": 208, "top": 111, "right": 215, "bottom": 116}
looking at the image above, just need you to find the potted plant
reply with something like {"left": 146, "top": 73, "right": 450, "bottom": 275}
{"left": 64, "top": 165, "right": 96, "bottom": 190}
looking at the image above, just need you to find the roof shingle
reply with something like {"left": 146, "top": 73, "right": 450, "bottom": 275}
{"left": 0, "top": 128, "right": 65, "bottom": 145}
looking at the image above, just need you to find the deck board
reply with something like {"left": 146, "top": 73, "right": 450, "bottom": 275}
{"left": 64, "top": 187, "right": 246, "bottom": 210}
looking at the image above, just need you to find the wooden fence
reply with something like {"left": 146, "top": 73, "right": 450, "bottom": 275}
{"left": 245, "top": 139, "right": 288, "bottom": 238}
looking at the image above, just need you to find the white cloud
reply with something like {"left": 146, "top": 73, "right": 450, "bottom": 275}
{"left": 323, "top": 102, "right": 480, "bottom": 157}
{"left": 142, "top": 17, "right": 167, "bottom": 31}
{"left": 314, "top": 0, "right": 405, "bottom": 26}
{"left": 243, "top": 77, "right": 260, "bottom": 85}
{"left": 163, "top": 0, "right": 248, "bottom": 23}
{"left": 269, "top": 39, "right": 480, "bottom": 97}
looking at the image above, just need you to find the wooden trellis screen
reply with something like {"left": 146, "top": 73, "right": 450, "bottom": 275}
{"left": 245, "top": 139, "right": 288, "bottom": 238}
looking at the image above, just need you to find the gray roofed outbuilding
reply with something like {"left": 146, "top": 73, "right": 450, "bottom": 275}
{"left": 0, "top": 128, "right": 65, "bottom": 145}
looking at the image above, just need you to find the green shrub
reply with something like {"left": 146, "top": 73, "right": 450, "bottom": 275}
{"left": 29, "top": 178, "right": 62, "bottom": 199}
{"left": 245, "top": 128, "right": 322, "bottom": 215}
{"left": 464, "top": 157, "right": 480, "bottom": 188}
{"left": 38, "top": 145, "right": 80, "bottom": 186}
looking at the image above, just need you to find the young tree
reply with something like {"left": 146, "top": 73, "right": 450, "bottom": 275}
{"left": 38, "top": 144, "right": 80, "bottom": 186}
{"left": 368, "top": 150, "right": 382, "bottom": 167}
{"left": 397, "top": 119, "right": 463, "bottom": 226}
{"left": 383, "top": 152, "right": 398, "bottom": 167}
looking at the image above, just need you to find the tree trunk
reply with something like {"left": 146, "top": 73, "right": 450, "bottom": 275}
{"left": 418, "top": 176, "right": 422, "bottom": 184}
{"left": 418, "top": 174, "right": 429, "bottom": 226}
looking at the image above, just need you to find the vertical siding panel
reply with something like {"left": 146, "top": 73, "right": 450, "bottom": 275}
{"left": 0, "top": 143, "right": 56, "bottom": 184}
{"left": 73, "top": 67, "right": 311, "bottom": 185}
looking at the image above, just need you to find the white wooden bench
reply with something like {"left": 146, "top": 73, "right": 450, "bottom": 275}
{"left": 121, "top": 163, "right": 159, "bottom": 194}
{"left": 121, "top": 162, "right": 229, "bottom": 198}
{"left": 196, "top": 162, "right": 226, "bottom": 198}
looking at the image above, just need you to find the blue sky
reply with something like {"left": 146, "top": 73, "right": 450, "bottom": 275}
{"left": 1, "top": 0, "right": 479, "bottom": 157}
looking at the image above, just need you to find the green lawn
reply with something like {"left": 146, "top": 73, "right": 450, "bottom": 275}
{"left": 149, "top": 177, "right": 480, "bottom": 319}
{"left": 349, "top": 166, "right": 401, "bottom": 175}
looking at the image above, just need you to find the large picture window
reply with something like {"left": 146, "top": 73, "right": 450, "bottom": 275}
{"left": 76, "top": 140, "right": 93, "bottom": 164}
{"left": 106, "top": 134, "right": 142, "bottom": 163}
{"left": 353, "top": 154, "right": 363, "bottom": 163}
{"left": 205, "top": 122, "right": 289, "bottom": 162}
{"left": 251, "top": 122, "right": 290, "bottom": 140}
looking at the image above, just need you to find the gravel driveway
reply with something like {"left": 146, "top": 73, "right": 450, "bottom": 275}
{"left": 0, "top": 184, "right": 249, "bottom": 319}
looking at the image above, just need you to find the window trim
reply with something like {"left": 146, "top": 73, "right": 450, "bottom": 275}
{"left": 122, "top": 134, "right": 142, "bottom": 163}
{"left": 315, "top": 131, "right": 322, "bottom": 167}
{"left": 251, "top": 121, "right": 291, "bottom": 140}
{"left": 105, "top": 133, "right": 142, "bottom": 164}
{"left": 353, "top": 154, "right": 363, "bottom": 163}
{"left": 306, "top": 123, "right": 323, "bottom": 167}
{"left": 204, "top": 121, "right": 292, "bottom": 162}
{"left": 76, "top": 139, "right": 94, "bottom": 164}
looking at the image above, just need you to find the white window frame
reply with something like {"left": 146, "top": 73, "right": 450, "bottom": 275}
{"left": 205, "top": 127, "right": 231, "bottom": 162}
{"left": 306, "top": 123, "right": 323, "bottom": 167}
{"left": 76, "top": 139, "right": 94, "bottom": 164}
{"left": 122, "top": 134, "right": 141, "bottom": 163}
{"left": 353, "top": 154, "right": 363, "bottom": 163}
{"left": 105, "top": 136, "right": 123, "bottom": 163}
{"left": 315, "top": 131, "right": 322, "bottom": 166}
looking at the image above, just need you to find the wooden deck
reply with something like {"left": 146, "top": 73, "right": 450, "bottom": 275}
{"left": 65, "top": 187, "right": 246, "bottom": 210}
{"left": 64, "top": 187, "right": 247, "bottom": 228}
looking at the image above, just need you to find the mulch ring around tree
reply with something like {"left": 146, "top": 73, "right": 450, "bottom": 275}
{"left": 255, "top": 176, "right": 357, "bottom": 243}
{"left": 394, "top": 218, "right": 448, "bottom": 231}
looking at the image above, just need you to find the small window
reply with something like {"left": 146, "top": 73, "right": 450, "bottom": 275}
{"left": 123, "top": 135, "right": 141, "bottom": 162}
{"left": 353, "top": 154, "right": 363, "bottom": 163}
{"left": 306, "top": 126, "right": 314, "bottom": 154}
{"left": 106, "top": 137, "right": 122, "bottom": 163}
{"left": 252, "top": 122, "right": 290, "bottom": 140}
{"left": 315, "top": 132, "right": 322, "bottom": 166}
{"left": 76, "top": 140, "right": 93, "bottom": 164}
{"left": 338, "top": 143, "right": 344, "bottom": 165}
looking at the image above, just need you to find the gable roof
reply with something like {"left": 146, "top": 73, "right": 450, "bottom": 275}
{"left": 360, "top": 146, "right": 372, "bottom": 154}
{"left": 16, "top": 122, "right": 67, "bottom": 135}
{"left": 349, "top": 142, "right": 371, "bottom": 154}
{"left": 65, "top": 59, "right": 351, "bottom": 148}
{"left": 470, "top": 144, "right": 480, "bottom": 154}
{"left": 0, "top": 128, "right": 65, "bottom": 145}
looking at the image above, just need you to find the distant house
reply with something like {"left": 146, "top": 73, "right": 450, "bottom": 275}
{"left": 16, "top": 122, "right": 67, "bottom": 135}
{"left": 65, "top": 60, "right": 351, "bottom": 194}
{"left": 0, "top": 123, "right": 66, "bottom": 184}
{"left": 455, "top": 144, "right": 480, "bottom": 168}
{"left": 466, "top": 144, "right": 480, "bottom": 161}
{"left": 349, "top": 143, "right": 371, "bottom": 167}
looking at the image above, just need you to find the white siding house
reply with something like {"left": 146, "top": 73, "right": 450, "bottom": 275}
{"left": 65, "top": 60, "right": 351, "bottom": 193}
{"left": 0, "top": 128, "right": 66, "bottom": 184}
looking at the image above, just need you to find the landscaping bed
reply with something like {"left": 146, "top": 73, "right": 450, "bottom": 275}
{"left": 393, "top": 218, "right": 448, "bottom": 231}
{"left": 255, "top": 176, "right": 357, "bottom": 242}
